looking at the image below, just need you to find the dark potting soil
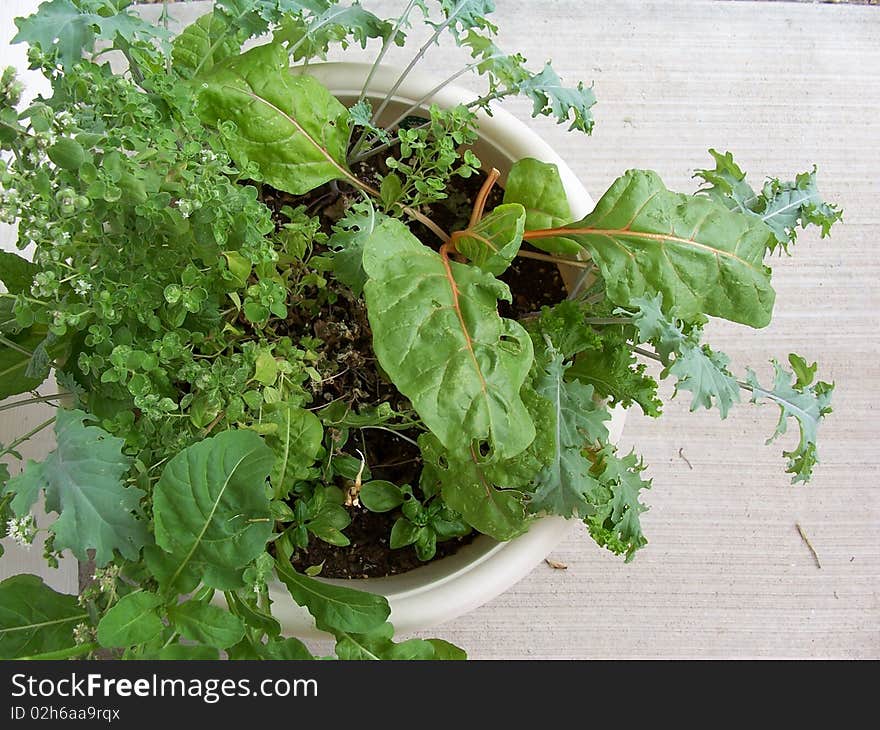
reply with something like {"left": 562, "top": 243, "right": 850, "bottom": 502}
{"left": 261, "top": 165, "right": 567, "bottom": 578}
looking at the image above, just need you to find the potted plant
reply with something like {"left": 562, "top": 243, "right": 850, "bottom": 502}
{"left": 0, "top": 0, "right": 838, "bottom": 660}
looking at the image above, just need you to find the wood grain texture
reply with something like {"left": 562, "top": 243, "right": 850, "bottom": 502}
{"left": 2, "top": 0, "right": 878, "bottom": 657}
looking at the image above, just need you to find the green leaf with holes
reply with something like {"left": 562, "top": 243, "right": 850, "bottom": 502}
{"left": 363, "top": 217, "right": 535, "bottom": 461}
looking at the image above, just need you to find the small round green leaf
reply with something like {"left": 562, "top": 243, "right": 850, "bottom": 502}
{"left": 48, "top": 138, "right": 85, "bottom": 170}
{"left": 359, "top": 480, "right": 405, "bottom": 513}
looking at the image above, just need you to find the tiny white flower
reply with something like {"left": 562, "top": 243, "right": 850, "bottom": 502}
{"left": 73, "top": 278, "right": 92, "bottom": 296}
{"left": 73, "top": 622, "right": 94, "bottom": 646}
{"left": 6, "top": 514, "right": 37, "bottom": 548}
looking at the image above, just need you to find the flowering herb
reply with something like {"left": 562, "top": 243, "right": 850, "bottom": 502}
{"left": 0, "top": 0, "right": 839, "bottom": 660}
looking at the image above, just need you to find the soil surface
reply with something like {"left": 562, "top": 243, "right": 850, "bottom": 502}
{"left": 262, "top": 165, "right": 567, "bottom": 578}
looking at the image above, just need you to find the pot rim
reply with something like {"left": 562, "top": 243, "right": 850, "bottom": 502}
{"left": 236, "top": 61, "right": 625, "bottom": 638}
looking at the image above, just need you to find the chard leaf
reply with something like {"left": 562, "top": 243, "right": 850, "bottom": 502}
{"left": 274, "top": 557, "right": 389, "bottom": 633}
{"left": 97, "top": 592, "right": 164, "bottom": 649}
{"left": 0, "top": 575, "right": 85, "bottom": 659}
{"left": 745, "top": 355, "right": 833, "bottom": 483}
{"left": 529, "top": 352, "right": 610, "bottom": 518}
{"left": 453, "top": 202, "right": 525, "bottom": 275}
{"left": 5, "top": 410, "right": 146, "bottom": 566}
{"left": 327, "top": 200, "right": 381, "bottom": 296}
{"left": 168, "top": 601, "right": 246, "bottom": 649}
{"left": 695, "top": 149, "right": 842, "bottom": 254}
{"left": 152, "top": 430, "right": 275, "bottom": 590}
{"left": 363, "top": 217, "right": 535, "bottom": 461}
{"left": 545, "top": 170, "right": 776, "bottom": 328}
{"left": 195, "top": 42, "right": 352, "bottom": 195}
{"left": 503, "top": 158, "right": 579, "bottom": 255}
{"left": 0, "top": 251, "right": 37, "bottom": 295}
{"left": 419, "top": 433, "right": 530, "bottom": 541}
{"left": 172, "top": 11, "right": 241, "bottom": 78}
{"left": 584, "top": 446, "right": 651, "bottom": 561}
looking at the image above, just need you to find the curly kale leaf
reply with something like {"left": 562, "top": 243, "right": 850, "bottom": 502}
{"left": 435, "top": 0, "right": 497, "bottom": 39}
{"left": 462, "top": 33, "right": 596, "bottom": 133}
{"left": 528, "top": 351, "right": 608, "bottom": 518}
{"left": 4, "top": 409, "right": 146, "bottom": 566}
{"left": 745, "top": 354, "right": 834, "bottom": 483}
{"left": 529, "top": 300, "right": 662, "bottom": 417}
{"left": 694, "top": 148, "right": 842, "bottom": 254}
{"left": 13, "top": 0, "right": 169, "bottom": 69}
{"left": 625, "top": 296, "right": 832, "bottom": 482}
{"left": 623, "top": 294, "right": 740, "bottom": 418}
{"left": 276, "top": 2, "right": 398, "bottom": 61}
{"left": 517, "top": 63, "right": 596, "bottom": 134}
{"left": 584, "top": 446, "right": 651, "bottom": 562}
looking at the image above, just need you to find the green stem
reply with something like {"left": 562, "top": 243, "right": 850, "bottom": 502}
{"left": 351, "top": 90, "right": 513, "bottom": 165}
{"left": 0, "top": 292, "right": 47, "bottom": 307}
{"left": 632, "top": 345, "right": 661, "bottom": 362}
{"left": 0, "top": 393, "right": 69, "bottom": 414}
{"left": 0, "top": 334, "right": 34, "bottom": 358}
{"left": 0, "top": 416, "right": 56, "bottom": 458}
{"left": 379, "top": 56, "right": 508, "bottom": 137}
{"left": 515, "top": 249, "right": 593, "bottom": 269}
{"left": 18, "top": 642, "right": 97, "bottom": 661}
{"left": 360, "top": 425, "right": 420, "bottom": 449}
{"left": 348, "top": 0, "right": 420, "bottom": 155}
{"left": 584, "top": 317, "right": 632, "bottom": 326}
{"left": 351, "top": 0, "right": 467, "bottom": 158}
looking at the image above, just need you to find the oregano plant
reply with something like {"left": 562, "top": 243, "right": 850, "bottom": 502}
{"left": 0, "top": 0, "right": 839, "bottom": 660}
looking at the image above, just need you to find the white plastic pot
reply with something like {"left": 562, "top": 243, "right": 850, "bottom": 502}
{"left": 263, "top": 63, "right": 626, "bottom": 637}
